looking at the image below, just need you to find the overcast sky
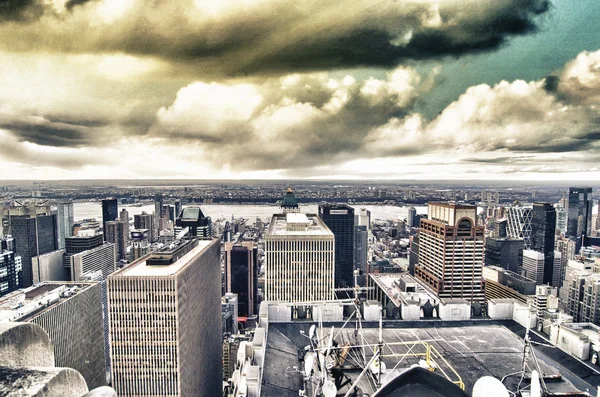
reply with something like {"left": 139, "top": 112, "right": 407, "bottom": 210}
{"left": 0, "top": 0, "right": 599, "bottom": 180}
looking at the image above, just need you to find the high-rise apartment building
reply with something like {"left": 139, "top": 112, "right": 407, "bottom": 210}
{"left": 319, "top": 204, "right": 355, "bottom": 288}
{"left": 57, "top": 202, "right": 74, "bottom": 249}
{"left": 105, "top": 220, "right": 127, "bottom": 262}
{"left": 561, "top": 259, "right": 600, "bottom": 324}
{"left": 484, "top": 237, "right": 523, "bottom": 273}
{"left": 567, "top": 187, "right": 593, "bottom": 247}
{"left": 0, "top": 236, "right": 22, "bottom": 297}
{"left": 265, "top": 213, "right": 334, "bottom": 302}
{"left": 101, "top": 199, "right": 118, "bottom": 242}
{"left": 9, "top": 212, "right": 58, "bottom": 287}
{"left": 414, "top": 203, "right": 485, "bottom": 303}
{"left": 506, "top": 205, "right": 533, "bottom": 249}
{"left": 225, "top": 241, "right": 258, "bottom": 317}
{"left": 0, "top": 282, "right": 106, "bottom": 389}
{"left": 107, "top": 238, "right": 222, "bottom": 397}
{"left": 530, "top": 203, "right": 557, "bottom": 285}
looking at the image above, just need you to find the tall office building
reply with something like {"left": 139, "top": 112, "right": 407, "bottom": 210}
{"left": 108, "top": 238, "right": 222, "bottom": 397}
{"left": 265, "top": 213, "right": 334, "bottom": 302}
{"left": 552, "top": 251, "right": 563, "bottom": 288}
{"left": 225, "top": 242, "right": 258, "bottom": 317}
{"left": 567, "top": 187, "right": 593, "bottom": 247}
{"left": 555, "top": 204, "right": 567, "bottom": 235}
{"left": 530, "top": 203, "right": 557, "bottom": 285}
{"left": 105, "top": 220, "right": 127, "bottom": 262}
{"left": 174, "top": 201, "right": 182, "bottom": 220}
{"left": 0, "top": 282, "right": 106, "bottom": 389}
{"left": 319, "top": 204, "right": 355, "bottom": 288}
{"left": 522, "top": 250, "right": 545, "bottom": 285}
{"left": 9, "top": 212, "right": 58, "bottom": 288}
{"left": 32, "top": 249, "right": 67, "bottom": 283}
{"left": 408, "top": 234, "right": 419, "bottom": 276}
{"left": 57, "top": 202, "right": 74, "bottom": 249}
{"left": 101, "top": 199, "right": 118, "bottom": 241}
{"left": 484, "top": 237, "right": 523, "bottom": 273}
{"left": 506, "top": 205, "right": 533, "bottom": 249}
{"left": 154, "top": 193, "right": 164, "bottom": 218}
{"left": 355, "top": 208, "right": 371, "bottom": 230}
{"left": 134, "top": 211, "right": 155, "bottom": 242}
{"left": 555, "top": 236, "right": 577, "bottom": 290}
{"left": 0, "top": 236, "right": 22, "bottom": 297}
{"left": 119, "top": 208, "right": 129, "bottom": 243}
{"left": 414, "top": 203, "right": 485, "bottom": 303}
{"left": 175, "top": 207, "right": 212, "bottom": 238}
{"left": 163, "top": 204, "right": 176, "bottom": 222}
{"left": 407, "top": 207, "right": 417, "bottom": 228}
{"left": 354, "top": 225, "right": 369, "bottom": 276}
{"left": 65, "top": 232, "right": 104, "bottom": 254}
{"left": 68, "top": 242, "right": 116, "bottom": 281}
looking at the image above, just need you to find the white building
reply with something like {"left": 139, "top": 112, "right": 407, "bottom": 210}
{"left": 506, "top": 205, "right": 533, "bottom": 249}
{"left": 107, "top": 238, "right": 222, "bottom": 397}
{"left": 264, "top": 213, "right": 334, "bottom": 302}
{"left": 522, "top": 249, "right": 545, "bottom": 285}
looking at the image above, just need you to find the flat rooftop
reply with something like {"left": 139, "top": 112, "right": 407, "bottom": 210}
{"left": 117, "top": 239, "right": 213, "bottom": 277}
{"left": 266, "top": 213, "right": 333, "bottom": 237}
{"left": 262, "top": 322, "right": 595, "bottom": 397}
{"left": 0, "top": 282, "right": 96, "bottom": 323}
{"left": 369, "top": 274, "right": 439, "bottom": 306}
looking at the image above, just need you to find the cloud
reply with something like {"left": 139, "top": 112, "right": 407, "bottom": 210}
{"left": 0, "top": 0, "right": 551, "bottom": 76}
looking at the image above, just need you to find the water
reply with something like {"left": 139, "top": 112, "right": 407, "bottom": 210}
{"left": 73, "top": 202, "right": 428, "bottom": 223}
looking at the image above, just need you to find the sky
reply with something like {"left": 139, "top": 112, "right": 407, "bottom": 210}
{"left": 0, "top": 0, "right": 599, "bottom": 180}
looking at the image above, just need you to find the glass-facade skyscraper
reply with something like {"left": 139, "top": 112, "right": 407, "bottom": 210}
{"left": 530, "top": 203, "right": 557, "bottom": 285}
{"left": 567, "top": 187, "right": 593, "bottom": 248}
{"left": 318, "top": 204, "right": 355, "bottom": 289}
{"left": 101, "top": 198, "right": 118, "bottom": 242}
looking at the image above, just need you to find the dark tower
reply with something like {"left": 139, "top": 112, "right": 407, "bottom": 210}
{"left": 318, "top": 204, "right": 355, "bottom": 289}
{"left": 567, "top": 187, "right": 593, "bottom": 249}
{"left": 101, "top": 199, "right": 118, "bottom": 242}
{"left": 531, "top": 203, "right": 557, "bottom": 285}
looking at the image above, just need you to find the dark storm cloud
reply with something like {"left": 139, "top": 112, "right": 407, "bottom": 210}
{"left": 0, "top": 0, "right": 44, "bottom": 22}
{"left": 543, "top": 75, "right": 560, "bottom": 93}
{"left": 0, "top": 0, "right": 552, "bottom": 76}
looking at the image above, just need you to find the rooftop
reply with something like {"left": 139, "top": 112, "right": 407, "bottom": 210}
{"left": 262, "top": 321, "right": 593, "bottom": 397}
{"left": 0, "top": 282, "right": 96, "bottom": 323}
{"left": 266, "top": 213, "right": 333, "bottom": 237}
{"left": 369, "top": 273, "right": 439, "bottom": 306}
{"left": 116, "top": 239, "right": 213, "bottom": 277}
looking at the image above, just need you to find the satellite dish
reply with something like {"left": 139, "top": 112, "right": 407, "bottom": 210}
{"left": 322, "top": 381, "right": 337, "bottom": 397}
{"left": 472, "top": 377, "right": 509, "bottom": 397}
{"left": 304, "top": 354, "right": 314, "bottom": 378}
{"left": 309, "top": 325, "right": 316, "bottom": 339}
{"left": 531, "top": 370, "right": 541, "bottom": 397}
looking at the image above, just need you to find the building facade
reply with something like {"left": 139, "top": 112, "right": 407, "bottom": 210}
{"left": 484, "top": 237, "right": 523, "bottom": 273}
{"left": 101, "top": 199, "right": 118, "bottom": 242}
{"left": 567, "top": 187, "right": 593, "bottom": 247}
{"left": 318, "top": 204, "right": 355, "bottom": 288}
{"left": 105, "top": 220, "right": 127, "bottom": 262}
{"left": 0, "top": 237, "right": 22, "bottom": 297}
{"left": 107, "top": 238, "right": 222, "bottom": 397}
{"left": 225, "top": 242, "right": 258, "bottom": 317}
{"left": 530, "top": 203, "right": 557, "bottom": 285}
{"left": 57, "top": 202, "right": 74, "bottom": 250}
{"left": 414, "top": 203, "right": 485, "bottom": 303}
{"left": 265, "top": 213, "right": 334, "bottom": 302}
{"left": 506, "top": 205, "right": 533, "bottom": 249}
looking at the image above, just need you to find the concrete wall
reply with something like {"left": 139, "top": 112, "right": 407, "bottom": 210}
{"left": 488, "top": 299, "right": 515, "bottom": 320}
{"left": 438, "top": 300, "right": 470, "bottom": 321}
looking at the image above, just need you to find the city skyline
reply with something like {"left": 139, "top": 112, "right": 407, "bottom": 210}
{"left": 0, "top": 1, "right": 598, "bottom": 180}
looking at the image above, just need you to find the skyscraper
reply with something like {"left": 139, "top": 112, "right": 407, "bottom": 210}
{"left": 506, "top": 205, "right": 533, "bottom": 249}
{"left": 318, "top": 204, "right": 355, "bottom": 288}
{"left": 567, "top": 187, "right": 593, "bottom": 247}
{"left": 522, "top": 249, "right": 545, "bottom": 285}
{"left": 108, "top": 238, "right": 222, "bottom": 397}
{"left": 225, "top": 242, "right": 258, "bottom": 317}
{"left": 555, "top": 204, "right": 567, "bottom": 235}
{"left": 0, "top": 236, "right": 22, "bottom": 297}
{"left": 105, "top": 220, "right": 127, "bottom": 262}
{"left": 354, "top": 225, "right": 368, "bottom": 276}
{"left": 10, "top": 212, "right": 58, "bottom": 287}
{"left": 119, "top": 208, "right": 129, "bottom": 243}
{"left": 484, "top": 237, "right": 523, "bottom": 273}
{"left": 280, "top": 188, "right": 300, "bottom": 213}
{"left": 265, "top": 213, "right": 334, "bottom": 302}
{"left": 154, "top": 193, "right": 164, "bottom": 218}
{"left": 530, "top": 203, "right": 557, "bottom": 285}
{"left": 101, "top": 199, "right": 118, "bottom": 242}
{"left": 0, "top": 282, "right": 106, "bottom": 389}
{"left": 134, "top": 211, "right": 155, "bottom": 242}
{"left": 414, "top": 203, "right": 485, "bottom": 303}
{"left": 57, "top": 202, "right": 74, "bottom": 249}
{"left": 175, "top": 207, "right": 212, "bottom": 238}
{"left": 407, "top": 207, "right": 417, "bottom": 228}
